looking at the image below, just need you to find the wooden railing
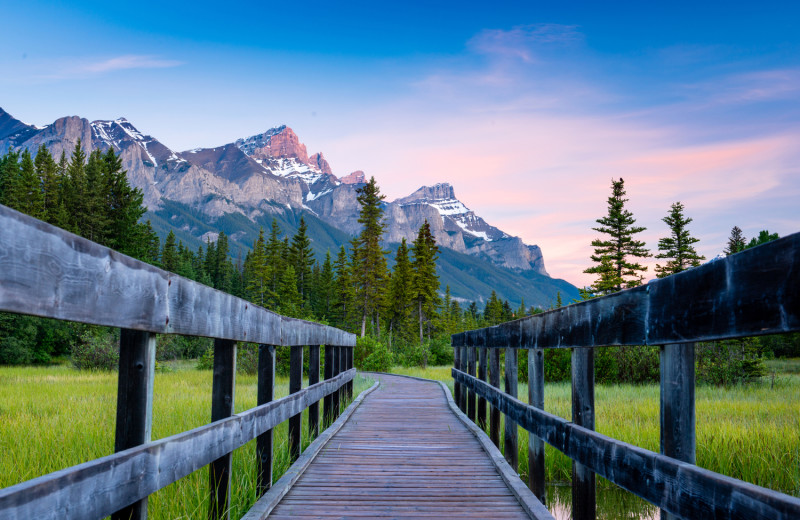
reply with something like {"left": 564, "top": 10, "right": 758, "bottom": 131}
{"left": 0, "top": 204, "right": 356, "bottom": 520}
{"left": 452, "top": 231, "right": 800, "bottom": 520}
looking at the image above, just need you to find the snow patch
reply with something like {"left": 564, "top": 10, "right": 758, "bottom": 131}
{"left": 306, "top": 188, "right": 333, "bottom": 201}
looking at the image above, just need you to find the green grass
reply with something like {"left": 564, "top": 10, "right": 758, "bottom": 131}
{"left": 0, "top": 363, "right": 373, "bottom": 519}
{"left": 390, "top": 364, "right": 800, "bottom": 497}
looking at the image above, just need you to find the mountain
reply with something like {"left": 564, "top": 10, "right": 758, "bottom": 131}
{"left": 0, "top": 107, "right": 578, "bottom": 307}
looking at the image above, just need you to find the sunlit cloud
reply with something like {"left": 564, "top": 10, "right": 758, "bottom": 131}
{"left": 80, "top": 54, "right": 183, "bottom": 73}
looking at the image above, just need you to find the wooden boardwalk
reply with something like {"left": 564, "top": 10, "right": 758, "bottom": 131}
{"left": 268, "top": 374, "right": 541, "bottom": 519}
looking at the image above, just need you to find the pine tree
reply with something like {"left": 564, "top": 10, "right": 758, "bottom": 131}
{"left": 278, "top": 265, "right": 302, "bottom": 317}
{"left": 264, "top": 219, "right": 284, "bottom": 306}
{"left": 83, "top": 150, "right": 110, "bottom": 242}
{"left": 245, "top": 228, "right": 268, "bottom": 306}
{"left": 484, "top": 291, "right": 503, "bottom": 326}
{"left": 584, "top": 178, "right": 650, "bottom": 293}
{"left": 0, "top": 149, "right": 20, "bottom": 205}
{"left": 386, "top": 238, "right": 413, "bottom": 342}
{"left": 654, "top": 202, "right": 705, "bottom": 278}
{"left": 288, "top": 217, "right": 315, "bottom": 308}
{"left": 13, "top": 149, "right": 45, "bottom": 219}
{"left": 556, "top": 292, "right": 563, "bottom": 308}
{"left": 331, "top": 245, "right": 353, "bottom": 330}
{"left": 34, "top": 145, "right": 60, "bottom": 223}
{"left": 746, "top": 230, "right": 779, "bottom": 249}
{"left": 162, "top": 231, "right": 178, "bottom": 273}
{"left": 65, "top": 140, "right": 88, "bottom": 235}
{"left": 411, "top": 220, "right": 440, "bottom": 344}
{"left": 724, "top": 226, "right": 747, "bottom": 256}
{"left": 313, "top": 250, "right": 335, "bottom": 319}
{"left": 350, "top": 177, "right": 389, "bottom": 337}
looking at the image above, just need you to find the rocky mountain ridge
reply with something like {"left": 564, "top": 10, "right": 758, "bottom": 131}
{"left": 0, "top": 107, "right": 552, "bottom": 280}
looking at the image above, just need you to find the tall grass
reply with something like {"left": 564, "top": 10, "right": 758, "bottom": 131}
{"left": 0, "top": 364, "right": 372, "bottom": 519}
{"left": 390, "top": 364, "right": 800, "bottom": 497}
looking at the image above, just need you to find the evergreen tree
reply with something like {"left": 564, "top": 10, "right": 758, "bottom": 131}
{"left": 411, "top": 220, "right": 440, "bottom": 343}
{"left": 34, "top": 145, "right": 60, "bottom": 223}
{"left": 556, "top": 292, "right": 563, "bottom": 308}
{"left": 313, "top": 250, "right": 335, "bottom": 319}
{"left": 350, "top": 177, "right": 389, "bottom": 337}
{"left": 724, "top": 226, "right": 747, "bottom": 256}
{"left": 278, "top": 265, "right": 302, "bottom": 317}
{"left": 746, "top": 230, "right": 780, "bottom": 249}
{"left": 13, "top": 149, "right": 45, "bottom": 219}
{"left": 654, "top": 202, "right": 705, "bottom": 278}
{"left": 65, "top": 140, "right": 88, "bottom": 234}
{"left": 83, "top": 150, "right": 110, "bottom": 242}
{"left": 245, "top": 228, "right": 268, "bottom": 306}
{"left": 161, "top": 231, "right": 178, "bottom": 273}
{"left": 264, "top": 219, "right": 284, "bottom": 306}
{"left": 584, "top": 178, "right": 650, "bottom": 293}
{"left": 288, "top": 217, "right": 315, "bottom": 308}
{"left": 331, "top": 245, "right": 353, "bottom": 330}
{"left": 386, "top": 238, "right": 413, "bottom": 342}
{"left": 0, "top": 149, "right": 21, "bottom": 205}
{"left": 484, "top": 291, "right": 503, "bottom": 326}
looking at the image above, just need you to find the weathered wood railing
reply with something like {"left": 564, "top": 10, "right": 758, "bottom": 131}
{"left": 0, "top": 204, "right": 356, "bottom": 520}
{"left": 452, "top": 231, "right": 800, "bottom": 520}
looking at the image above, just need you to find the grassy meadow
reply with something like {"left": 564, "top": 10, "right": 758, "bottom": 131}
{"left": 390, "top": 362, "right": 800, "bottom": 498}
{"left": 0, "top": 362, "right": 373, "bottom": 519}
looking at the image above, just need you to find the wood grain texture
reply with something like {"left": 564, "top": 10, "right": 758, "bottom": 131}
{"left": 451, "top": 231, "right": 800, "bottom": 349}
{"left": 209, "top": 339, "right": 236, "bottom": 520}
{"left": 266, "top": 374, "right": 543, "bottom": 519}
{"left": 453, "top": 368, "right": 800, "bottom": 520}
{"left": 504, "top": 347, "right": 519, "bottom": 472}
{"left": 112, "top": 329, "right": 156, "bottom": 520}
{"left": 256, "top": 344, "right": 276, "bottom": 496}
{"left": 0, "top": 370, "right": 354, "bottom": 520}
{"left": 309, "top": 345, "right": 321, "bottom": 439}
{"left": 0, "top": 205, "right": 357, "bottom": 347}
{"left": 571, "top": 347, "right": 595, "bottom": 520}
{"left": 528, "top": 347, "right": 545, "bottom": 504}
{"left": 289, "top": 345, "right": 303, "bottom": 463}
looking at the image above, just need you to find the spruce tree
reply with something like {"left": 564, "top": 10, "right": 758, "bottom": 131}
{"left": 313, "top": 250, "right": 335, "bottom": 319}
{"left": 83, "top": 150, "right": 110, "bottom": 242}
{"left": 246, "top": 228, "right": 268, "bottom": 306}
{"left": 386, "top": 238, "right": 413, "bottom": 342}
{"left": 724, "top": 226, "right": 747, "bottom": 256}
{"left": 13, "top": 149, "right": 45, "bottom": 219}
{"left": 746, "top": 230, "right": 779, "bottom": 249}
{"left": 331, "top": 245, "right": 353, "bottom": 330}
{"left": 65, "top": 140, "right": 88, "bottom": 235}
{"left": 584, "top": 178, "right": 650, "bottom": 293}
{"left": 654, "top": 202, "right": 705, "bottom": 278}
{"left": 278, "top": 265, "right": 302, "bottom": 317}
{"left": 264, "top": 219, "right": 284, "bottom": 306}
{"left": 288, "top": 217, "right": 315, "bottom": 308}
{"left": 411, "top": 220, "right": 440, "bottom": 344}
{"left": 161, "top": 231, "right": 178, "bottom": 273}
{"left": 350, "top": 177, "right": 389, "bottom": 337}
{"left": 34, "top": 145, "right": 59, "bottom": 223}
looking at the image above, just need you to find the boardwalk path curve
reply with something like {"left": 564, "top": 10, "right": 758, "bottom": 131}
{"left": 268, "top": 373, "right": 548, "bottom": 519}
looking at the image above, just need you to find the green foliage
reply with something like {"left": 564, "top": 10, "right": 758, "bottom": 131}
{"left": 654, "top": 201, "right": 705, "bottom": 278}
{"left": 746, "top": 229, "right": 780, "bottom": 249}
{"left": 196, "top": 345, "right": 215, "bottom": 370}
{"left": 71, "top": 328, "right": 119, "bottom": 371}
{"left": 156, "top": 335, "right": 212, "bottom": 362}
{"left": 357, "top": 336, "right": 394, "bottom": 372}
{"left": 724, "top": 226, "right": 747, "bottom": 255}
{"left": 697, "top": 339, "right": 766, "bottom": 386}
{"left": 288, "top": 217, "right": 315, "bottom": 308}
{"left": 585, "top": 178, "right": 650, "bottom": 293}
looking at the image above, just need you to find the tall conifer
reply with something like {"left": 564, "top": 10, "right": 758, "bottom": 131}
{"left": 655, "top": 202, "right": 705, "bottom": 278}
{"left": 411, "top": 220, "right": 440, "bottom": 344}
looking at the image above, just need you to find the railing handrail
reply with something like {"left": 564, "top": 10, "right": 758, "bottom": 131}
{"left": 0, "top": 203, "right": 358, "bottom": 520}
{"left": 451, "top": 231, "right": 800, "bottom": 520}
{"left": 0, "top": 204, "right": 355, "bottom": 347}
{"left": 452, "top": 230, "right": 800, "bottom": 349}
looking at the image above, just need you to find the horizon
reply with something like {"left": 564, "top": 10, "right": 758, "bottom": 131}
{"left": 2, "top": 1, "right": 799, "bottom": 289}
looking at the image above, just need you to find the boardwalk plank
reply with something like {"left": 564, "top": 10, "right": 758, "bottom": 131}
{"left": 268, "top": 374, "right": 545, "bottom": 519}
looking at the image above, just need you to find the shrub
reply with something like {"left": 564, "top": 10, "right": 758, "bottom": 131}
{"left": 157, "top": 335, "right": 211, "bottom": 361}
{"left": 428, "top": 336, "right": 454, "bottom": 366}
{"left": 71, "top": 328, "right": 119, "bottom": 370}
{"left": 357, "top": 336, "right": 393, "bottom": 372}
{"left": 696, "top": 339, "right": 765, "bottom": 386}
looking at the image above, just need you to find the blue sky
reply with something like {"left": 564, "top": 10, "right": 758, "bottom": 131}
{"left": 3, "top": 1, "right": 799, "bottom": 287}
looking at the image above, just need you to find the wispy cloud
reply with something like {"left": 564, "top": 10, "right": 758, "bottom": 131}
{"left": 80, "top": 54, "right": 183, "bottom": 73}
{"left": 467, "top": 24, "right": 583, "bottom": 63}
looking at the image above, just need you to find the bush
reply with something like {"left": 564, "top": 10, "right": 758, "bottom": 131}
{"left": 156, "top": 335, "right": 212, "bottom": 361}
{"left": 428, "top": 336, "right": 454, "bottom": 366}
{"left": 697, "top": 339, "right": 765, "bottom": 386}
{"left": 357, "top": 336, "right": 393, "bottom": 372}
{"left": 196, "top": 346, "right": 214, "bottom": 370}
{"left": 71, "top": 328, "right": 119, "bottom": 370}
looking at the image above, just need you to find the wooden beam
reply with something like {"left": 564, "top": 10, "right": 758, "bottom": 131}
{"left": 450, "top": 231, "right": 800, "bottom": 349}
{"left": 489, "top": 347, "right": 501, "bottom": 448}
{"left": 572, "top": 347, "right": 595, "bottom": 520}
{"left": 209, "top": 339, "right": 236, "bottom": 520}
{"left": 504, "top": 347, "right": 518, "bottom": 471}
{"left": 467, "top": 346, "right": 476, "bottom": 422}
{"left": 453, "top": 345, "right": 461, "bottom": 410}
{"left": 452, "top": 368, "right": 800, "bottom": 520}
{"left": 0, "top": 370, "right": 355, "bottom": 520}
{"left": 477, "top": 347, "right": 488, "bottom": 430}
{"left": 660, "top": 343, "right": 696, "bottom": 520}
{"left": 0, "top": 205, "right": 362, "bottom": 348}
{"left": 308, "top": 345, "right": 320, "bottom": 440}
{"left": 256, "top": 344, "right": 276, "bottom": 496}
{"left": 331, "top": 346, "right": 340, "bottom": 418}
{"left": 528, "top": 347, "right": 545, "bottom": 504}
{"left": 112, "top": 329, "right": 156, "bottom": 520}
{"left": 289, "top": 345, "right": 303, "bottom": 462}
{"left": 323, "top": 345, "right": 334, "bottom": 425}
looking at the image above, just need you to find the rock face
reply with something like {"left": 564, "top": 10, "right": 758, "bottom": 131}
{"left": 0, "top": 107, "right": 548, "bottom": 277}
{"left": 340, "top": 170, "right": 366, "bottom": 184}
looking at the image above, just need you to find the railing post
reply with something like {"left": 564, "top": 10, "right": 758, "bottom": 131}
{"left": 112, "top": 329, "right": 156, "bottom": 520}
{"left": 309, "top": 344, "right": 320, "bottom": 439}
{"left": 660, "top": 343, "right": 696, "bottom": 520}
{"left": 256, "top": 344, "right": 276, "bottom": 496}
{"left": 346, "top": 346, "right": 353, "bottom": 400}
{"left": 477, "top": 347, "right": 487, "bottom": 430}
{"left": 467, "top": 345, "right": 477, "bottom": 422}
{"left": 209, "top": 339, "right": 237, "bottom": 520}
{"left": 489, "top": 347, "right": 501, "bottom": 448}
{"left": 504, "top": 346, "right": 519, "bottom": 471}
{"left": 332, "top": 345, "right": 340, "bottom": 417}
{"left": 528, "top": 347, "right": 546, "bottom": 504}
{"left": 338, "top": 344, "right": 346, "bottom": 408}
{"left": 324, "top": 345, "right": 334, "bottom": 425}
{"left": 572, "top": 347, "right": 595, "bottom": 520}
{"left": 289, "top": 345, "right": 303, "bottom": 462}
{"left": 453, "top": 342, "right": 461, "bottom": 408}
